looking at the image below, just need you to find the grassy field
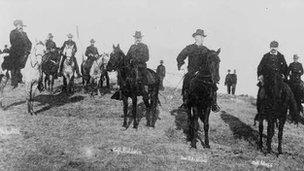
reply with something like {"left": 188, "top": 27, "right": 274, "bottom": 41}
{"left": 0, "top": 78, "right": 304, "bottom": 171}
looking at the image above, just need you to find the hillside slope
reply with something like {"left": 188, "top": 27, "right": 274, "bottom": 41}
{"left": 0, "top": 80, "right": 304, "bottom": 170}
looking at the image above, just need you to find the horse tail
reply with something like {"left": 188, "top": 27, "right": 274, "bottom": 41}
{"left": 285, "top": 83, "right": 300, "bottom": 124}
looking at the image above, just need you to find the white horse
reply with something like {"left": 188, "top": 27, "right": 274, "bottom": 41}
{"left": 61, "top": 44, "right": 76, "bottom": 94}
{"left": 0, "top": 53, "right": 10, "bottom": 109}
{"left": 22, "top": 42, "right": 45, "bottom": 115}
{"left": 89, "top": 53, "right": 109, "bottom": 96}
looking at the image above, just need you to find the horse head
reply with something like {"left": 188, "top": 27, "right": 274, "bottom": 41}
{"left": 107, "top": 44, "right": 125, "bottom": 71}
{"left": 29, "top": 42, "right": 46, "bottom": 69}
{"left": 63, "top": 44, "right": 74, "bottom": 59}
{"left": 199, "top": 48, "right": 221, "bottom": 83}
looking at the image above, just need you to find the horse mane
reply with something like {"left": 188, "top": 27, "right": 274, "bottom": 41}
{"left": 207, "top": 49, "right": 221, "bottom": 83}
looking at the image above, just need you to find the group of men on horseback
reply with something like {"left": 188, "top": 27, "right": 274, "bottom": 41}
{"left": 256, "top": 40, "right": 304, "bottom": 123}
{"left": 3, "top": 19, "right": 303, "bottom": 119}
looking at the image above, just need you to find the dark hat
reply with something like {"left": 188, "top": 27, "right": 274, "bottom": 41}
{"left": 293, "top": 54, "right": 299, "bottom": 59}
{"left": 160, "top": 60, "right": 164, "bottom": 63}
{"left": 192, "top": 29, "right": 207, "bottom": 37}
{"left": 228, "top": 69, "right": 231, "bottom": 72}
{"left": 270, "top": 41, "right": 279, "bottom": 48}
{"left": 13, "top": 20, "right": 26, "bottom": 27}
{"left": 4, "top": 45, "right": 8, "bottom": 47}
{"left": 90, "top": 39, "right": 96, "bottom": 43}
{"left": 48, "top": 33, "right": 54, "bottom": 38}
{"left": 67, "top": 33, "right": 73, "bottom": 38}
{"left": 133, "top": 31, "right": 143, "bottom": 38}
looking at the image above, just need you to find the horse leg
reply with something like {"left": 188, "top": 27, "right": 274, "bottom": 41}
{"left": 278, "top": 118, "right": 286, "bottom": 154}
{"left": 266, "top": 120, "right": 275, "bottom": 153}
{"left": 50, "top": 75, "right": 54, "bottom": 93}
{"left": 44, "top": 75, "right": 48, "bottom": 91}
{"left": 62, "top": 76, "right": 67, "bottom": 92}
{"left": 190, "top": 107, "right": 198, "bottom": 149}
{"left": 26, "top": 82, "right": 35, "bottom": 115}
{"left": 122, "top": 97, "right": 128, "bottom": 128}
{"left": 202, "top": 108, "right": 211, "bottom": 148}
{"left": 142, "top": 92, "right": 151, "bottom": 127}
{"left": 132, "top": 96, "right": 139, "bottom": 129}
{"left": 258, "top": 119, "right": 264, "bottom": 151}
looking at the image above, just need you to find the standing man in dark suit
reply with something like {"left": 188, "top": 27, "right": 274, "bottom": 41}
{"left": 224, "top": 69, "right": 232, "bottom": 94}
{"left": 231, "top": 69, "right": 237, "bottom": 95}
{"left": 156, "top": 60, "right": 166, "bottom": 91}
{"left": 8, "top": 20, "right": 32, "bottom": 89}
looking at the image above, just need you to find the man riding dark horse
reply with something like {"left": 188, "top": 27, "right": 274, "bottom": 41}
{"left": 58, "top": 33, "right": 81, "bottom": 77}
{"left": 257, "top": 41, "right": 288, "bottom": 113}
{"left": 288, "top": 54, "right": 304, "bottom": 113}
{"left": 112, "top": 31, "right": 150, "bottom": 100}
{"left": 126, "top": 31, "right": 149, "bottom": 84}
{"left": 2, "top": 20, "right": 32, "bottom": 89}
{"left": 177, "top": 29, "right": 220, "bottom": 112}
{"left": 85, "top": 39, "right": 99, "bottom": 65}
{"left": 45, "top": 33, "right": 57, "bottom": 54}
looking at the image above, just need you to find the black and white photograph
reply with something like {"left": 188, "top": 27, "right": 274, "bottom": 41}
{"left": 0, "top": 0, "right": 304, "bottom": 170}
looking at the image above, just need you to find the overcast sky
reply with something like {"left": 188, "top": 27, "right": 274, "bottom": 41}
{"left": 1, "top": 0, "right": 304, "bottom": 96}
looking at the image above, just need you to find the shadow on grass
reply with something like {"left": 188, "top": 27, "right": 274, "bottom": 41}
{"left": 33, "top": 92, "right": 84, "bottom": 114}
{"left": 220, "top": 111, "right": 262, "bottom": 147}
{"left": 3, "top": 100, "right": 26, "bottom": 110}
{"left": 170, "top": 108, "right": 190, "bottom": 141}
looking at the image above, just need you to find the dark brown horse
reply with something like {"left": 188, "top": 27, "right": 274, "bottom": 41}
{"left": 256, "top": 75, "right": 299, "bottom": 154}
{"left": 41, "top": 48, "right": 61, "bottom": 93}
{"left": 107, "top": 44, "right": 160, "bottom": 129}
{"left": 186, "top": 49, "right": 221, "bottom": 149}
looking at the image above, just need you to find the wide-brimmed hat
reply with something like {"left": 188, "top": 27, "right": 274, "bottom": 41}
{"left": 90, "top": 39, "right": 96, "bottom": 43}
{"left": 48, "top": 33, "right": 54, "bottom": 38}
{"left": 13, "top": 20, "right": 26, "bottom": 27}
{"left": 192, "top": 29, "right": 207, "bottom": 37}
{"left": 293, "top": 54, "right": 299, "bottom": 59}
{"left": 270, "top": 41, "right": 279, "bottom": 48}
{"left": 37, "top": 41, "right": 44, "bottom": 45}
{"left": 67, "top": 33, "right": 73, "bottom": 38}
{"left": 133, "top": 31, "right": 143, "bottom": 38}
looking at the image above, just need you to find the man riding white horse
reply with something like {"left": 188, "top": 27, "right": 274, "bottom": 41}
{"left": 177, "top": 29, "right": 220, "bottom": 112}
{"left": 58, "top": 33, "right": 81, "bottom": 77}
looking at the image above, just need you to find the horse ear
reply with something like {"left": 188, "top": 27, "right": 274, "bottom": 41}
{"left": 113, "top": 44, "right": 116, "bottom": 49}
{"left": 117, "top": 44, "right": 120, "bottom": 48}
{"left": 216, "top": 48, "right": 221, "bottom": 54}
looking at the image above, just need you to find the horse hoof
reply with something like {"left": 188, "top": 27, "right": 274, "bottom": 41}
{"left": 190, "top": 144, "right": 197, "bottom": 149}
{"left": 133, "top": 125, "right": 138, "bottom": 129}
{"left": 278, "top": 149, "right": 283, "bottom": 155}
{"left": 204, "top": 144, "right": 210, "bottom": 148}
